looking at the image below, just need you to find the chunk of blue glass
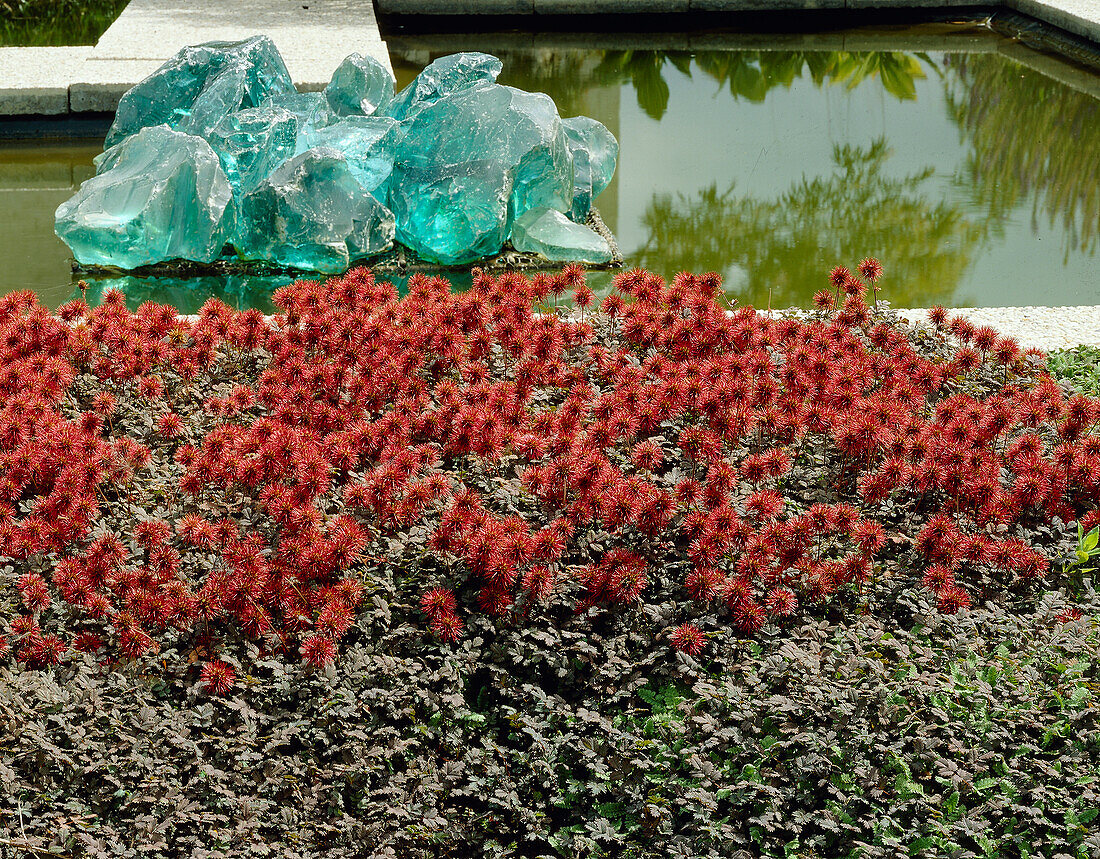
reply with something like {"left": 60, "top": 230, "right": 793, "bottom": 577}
{"left": 389, "top": 158, "right": 511, "bottom": 266}
{"left": 562, "top": 116, "right": 618, "bottom": 222}
{"left": 55, "top": 125, "right": 233, "bottom": 269}
{"left": 395, "top": 83, "right": 572, "bottom": 227}
{"left": 383, "top": 52, "right": 503, "bottom": 122}
{"left": 207, "top": 106, "right": 298, "bottom": 193}
{"left": 106, "top": 36, "right": 295, "bottom": 149}
{"left": 62, "top": 47, "right": 621, "bottom": 273}
{"left": 511, "top": 206, "right": 611, "bottom": 264}
{"left": 261, "top": 91, "right": 336, "bottom": 150}
{"left": 325, "top": 52, "right": 395, "bottom": 117}
{"left": 298, "top": 115, "right": 400, "bottom": 194}
{"left": 233, "top": 147, "right": 395, "bottom": 273}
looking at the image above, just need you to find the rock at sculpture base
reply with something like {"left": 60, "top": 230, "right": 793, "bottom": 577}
{"left": 384, "top": 52, "right": 503, "bottom": 122}
{"left": 299, "top": 115, "right": 400, "bottom": 195}
{"left": 511, "top": 207, "right": 612, "bottom": 264}
{"left": 390, "top": 158, "right": 511, "bottom": 266}
{"left": 562, "top": 116, "right": 618, "bottom": 223}
{"left": 325, "top": 53, "right": 395, "bottom": 117}
{"left": 208, "top": 106, "right": 299, "bottom": 194}
{"left": 233, "top": 148, "right": 395, "bottom": 273}
{"left": 106, "top": 36, "right": 295, "bottom": 149}
{"left": 55, "top": 125, "right": 233, "bottom": 269}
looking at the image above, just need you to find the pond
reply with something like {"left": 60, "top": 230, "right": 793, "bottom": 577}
{"left": 2, "top": 19, "right": 1099, "bottom": 312}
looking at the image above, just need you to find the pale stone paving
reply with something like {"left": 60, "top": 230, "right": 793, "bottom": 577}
{"left": 893, "top": 306, "right": 1100, "bottom": 352}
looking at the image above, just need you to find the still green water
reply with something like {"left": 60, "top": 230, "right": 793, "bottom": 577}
{"left": 2, "top": 26, "right": 1099, "bottom": 311}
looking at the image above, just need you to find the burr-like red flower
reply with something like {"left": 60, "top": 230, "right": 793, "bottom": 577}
{"left": 420, "top": 587, "right": 457, "bottom": 618}
{"left": 631, "top": 440, "right": 663, "bottom": 472}
{"left": 157, "top": 411, "right": 183, "bottom": 438}
{"left": 857, "top": 258, "right": 883, "bottom": 282}
{"left": 829, "top": 266, "right": 852, "bottom": 288}
{"left": 300, "top": 634, "right": 337, "bottom": 668}
{"left": 200, "top": 660, "right": 236, "bottom": 695}
{"left": 765, "top": 587, "right": 797, "bottom": 617}
{"left": 430, "top": 611, "right": 464, "bottom": 642}
{"left": 669, "top": 623, "right": 706, "bottom": 656}
{"left": 937, "top": 585, "right": 971, "bottom": 614}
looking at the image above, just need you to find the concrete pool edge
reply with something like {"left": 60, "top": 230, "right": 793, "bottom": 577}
{"left": 373, "top": 0, "right": 1100, "bottom": 43}
{"left": 1, "top": 1, "right": 1099, "bottom": 117}
{"left": 0, "top": 0, "right": 391, "bottom": 116}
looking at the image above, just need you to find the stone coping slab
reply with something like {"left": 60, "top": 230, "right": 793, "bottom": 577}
{"left": 4, "top": 0, "right": 390, "bottom": 116}
{"left": 893, "top": 306, "right": 1100, "bottom": 351}
{"left": 0, "top": 47, "right": 92, "bottom": 115}
{"left": 1008, "top": 0, "right": 1100, "bottom": 44}
{"left": 0, "top": 0, "right": 1097, "bottom": 116}
{"left": 87, "top": 0, "right": 390, "bottom": 82}
{"left": 384, "top": 27, "right": 1001, "bottom": 52}
{"left": 376, "top": 0, "right": 1100, "bottom": 47}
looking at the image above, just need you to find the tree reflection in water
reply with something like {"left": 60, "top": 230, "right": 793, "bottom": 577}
{"left": 75, "top": 48, "right": 1099, "bottom": 311}
{"left": 635, "top": 139, "right": 983, "bottom": 309}
{"left": 593, "top": 49, "right": 933, "bottom": 118}
{"left": 945, "top": 53, "right": 1100, "bottom": 260}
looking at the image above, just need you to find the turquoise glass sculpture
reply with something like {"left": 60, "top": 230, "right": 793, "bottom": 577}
{"left": 392, "top": 83, "right": 573, "bottom": 259}
{"left": 325, "top": 53, "right": 395, "bottom": 117}
{"left": 511, "top": 207, "right": 612, "bottom": 264}
{"left": 562, "top": 116, "right": 619, "bottom": 223}
{"left": 56, "top": 41, "right": 618, "bottom": 272}
{"left": 234, "top": 148, "right": 395, "bottom": 274}
{"left": 207, "top": 106, "right": 298, "bottom": 193}
{"left": 106, "top": 36, "right": 295, "bottom": 148}
{"left": 262, "top": 91, "right": 337, "bottom": 149}
{"left": 55, "top": 125, "right": 232, "bottom": 269}
{"left": 390, "top": 158, "right": 511, "bottom": 266}
{"left": 299, "top": 115, "right": 400, "bottom": 194}
{"left": 382, "top": 52, "right": 502, "bottom": 122}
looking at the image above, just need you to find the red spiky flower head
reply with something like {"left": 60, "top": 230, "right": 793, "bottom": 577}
{"left": 300, "top": 633, "right": 337, "bottom": 669}
{"left": 937, "top": 585, "right": 971, "bottom": 615}
{"left": 200, "top": 660, "right": 236, "bottom": 695}
{"left": 858, "top": 258, "right": 883, "bottom": 282}
{"left": 829, "top": 266, "right": 852, "bottom": 288}
{"left": 420, "top": 588, "right": 457, "bottom": 619}
{"left": 669, "top": 623, "right": 706, "bottom": 656}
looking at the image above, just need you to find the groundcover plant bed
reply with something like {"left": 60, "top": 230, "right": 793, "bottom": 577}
{"left": 1, "top": 264, "right": 1099, "bottom": 857}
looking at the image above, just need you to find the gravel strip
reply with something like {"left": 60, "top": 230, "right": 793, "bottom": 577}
{"left": 889, "top": 306, "right": 1100, "bottom": 352}
{"left": 177, "top": 303, "right": 1100, "bottom": 353}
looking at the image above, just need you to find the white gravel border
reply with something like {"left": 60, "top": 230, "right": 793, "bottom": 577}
{"left": 892, "top": 306, "right": 1100, "bottom": 353}
{"left": 175, "top": 304, "right": 1100, "bottom": 354}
